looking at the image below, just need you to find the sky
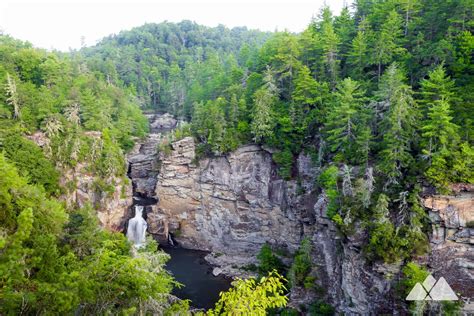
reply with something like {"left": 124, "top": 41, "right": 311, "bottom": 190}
{"left": 0, "top": 0, "right": 349, "bottom": 51}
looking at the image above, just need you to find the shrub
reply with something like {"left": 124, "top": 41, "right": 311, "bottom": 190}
{"left": 318, "top": 165, "right": 340, "bottom": 218}
{"left": 273, "top": 148, "right": 293, "bottom": 180}
{"left": 308, "top": 300, "right": 335, "bottom": 316}
{"left": 288, "top": 238, "right": 312, "bottom": 287}
{"left": 1, "top": 134, "right": 60, "bottom": 195}
{"left": 257, "top": 244, "right": 285, "bottom": 275}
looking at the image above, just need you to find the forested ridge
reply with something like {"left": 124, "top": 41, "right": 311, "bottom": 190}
{"left": 86, "top": 0, "right": 473, "bottom": 261}
{"left": 0, "top": 0, "right": 473, "bottom": 314}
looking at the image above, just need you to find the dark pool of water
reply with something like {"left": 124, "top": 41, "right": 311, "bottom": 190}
{"left": 162, "top": 247, "right": 232, "bottom": 310}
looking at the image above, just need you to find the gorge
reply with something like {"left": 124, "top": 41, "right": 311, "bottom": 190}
{"left": 1, "top": 2, "right": 473, "bottom": 314}
{"left": 123, "top": 113, "right": 474, "bottom": 314}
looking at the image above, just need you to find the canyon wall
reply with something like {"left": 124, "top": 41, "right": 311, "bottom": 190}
{"left": 28, "top": 131, "right": 133, "bottom": 231}
{"left": 146, "top": 135, "right": 473, "bottom": 314}
{"left": 145, "top": 137, "right": 368, "bottom": 312}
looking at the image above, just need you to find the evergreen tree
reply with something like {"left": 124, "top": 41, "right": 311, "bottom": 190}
{"left": 376, "top": 64, "right": 416, "bottom": 187}
{"left": 251, "top": 67, "right": 278, "bottom": 143}
{"left": 419, "top": 64, "right": 456, "bottom": 117}
{"left": 318, "top": 6, "right": 340, "bottom": 87}
{"left": 421, "top": 99, "right": 459, "bottom": 189}
{"left": 291, "top": 66, "right": 322, "bottom": 128}
{"left": 347, "top": 18, "right": 372, "bottom": 80}
{"left": 325, "top": 78, "right": 370, "bottom": 164}
{"left": 334, "top": 6, "right": 355, "bottom": 76}
{"left": 372, "top": 10, "right": 407, "bottom": 80}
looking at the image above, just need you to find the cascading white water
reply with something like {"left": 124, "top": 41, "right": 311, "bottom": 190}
{"left": 126, "top": 205, "right": 147, "bottom": 248}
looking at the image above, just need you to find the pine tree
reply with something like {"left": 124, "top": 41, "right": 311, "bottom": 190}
{"left": 318, "top": 6, "right": 340, "bottom": 87}
{"left": 325, "top": 78, "right": 370, "bottom": 164}
{"left": 418, "top": 65, "right": 463, "bottom": 189}
{"left": 228, "top": 94, "right": 239, "bottom": 127}
{"left": 421, "top": 98, "right": 460, "bottom": 189}
{"left": 291, "top": 66, "right": 322, "bottom": 128}
{"left": 399, "top": 0, "right": 421, "bottom": 36}
{"left": 373, "top": 10, "right": 407, "bottom": 80}
{"left": 376, "top": 64, "right": 415, "bottom": 187}
{"left": 421, "top": 99, "right": 459, "bottom": 156}
{"left": 272, "top": 33, "right": 301, "bottom": 97}
{"left": 334, "top": 6, "right": 355, "bottom": 76}
{"left": 347, "top": 18, "right": 372, "bottom": 80}
{"left": 419, "top": 64, "right": 456, "bottom": 117}
{"left": 251, "top": 67, "right": 278, "bottom": 143}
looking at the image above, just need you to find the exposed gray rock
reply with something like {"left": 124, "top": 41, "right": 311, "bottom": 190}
{"left": 422, "top": 192, "right": 474, "bottom": 304}
{"left": 127, "top": 114, "right": 176, "bottom": 198}
{"left": 151, "top": 136, "right": 401, "bottom": 314}
{"left": 148, "top": 132, "right": 473, "bottom": 314}
{"left": 153, "top": 137, "right": 302, "bottom": 255}
{"left": 212, "top": 267, "right": 223, "bottom": 276}
{"left": 59, "top": 162, "right": 132, "bottom": 231}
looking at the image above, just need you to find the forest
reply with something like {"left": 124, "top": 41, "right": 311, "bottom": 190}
{"left": 0, "top": 0, "right": 473, "bottom": 314}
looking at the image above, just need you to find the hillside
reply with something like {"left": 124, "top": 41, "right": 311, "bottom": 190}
{"left": 1, "top": 1, "right": 473, "bottom": 314}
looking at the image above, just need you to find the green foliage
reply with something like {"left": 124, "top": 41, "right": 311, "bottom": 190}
{"left": 400, "top": 262, "right": 429, "bottom": 294}
{"left": 419, "top": 65, "right": 469, "bottom": 191}
{"left": 366, "top": 192, "right": 429, "bottom": 263}
{"left": 399, "top": 262, "right": 430, "bottom": 314}
{"left": 308, "top": 300, "right": 336, "bottom": 316}
{"left": 441, "top": 301, "right": 462, "bottom": 316}
{"left": 1, "top": 1, "right": 474, "bottom": 312}
{"left": 251, "top": 67, "right": 278, "bottom": 143}
{"left": 1, "top": 133, "right": 60, "bottom": 194}
{"left": 367, "top": 220, "right": 405, "bottom": 263}
{"left": 273, "top": 148, "right": 293, "bottom": 179}
{"left": 325, "top": 78, "right": 370, "bottom": 164}
{"left": 319, "top": 166, "right": 340, "bottom": 219}
{"left": 257, "top": 244, "right": 286, "bottom": 276}
{"left": 172, "top": 122, "right": 192, "bottom": 141}
{"left": 0, "top": 153, "right": 182, "bottom": 314}
{"left": 288, "top": 238, "right": 313, "bottom": 288}
{"left": 95, "top": 128, "right": 126, "bottom": 177}
{"left": 204, "top": 271, "right": 288, "bottom": 316}
{"left": 372, "top": 10, "right": 407, "bottom": 79}
{"left": 376, "top": 64, "right": 416, "bottom": 188}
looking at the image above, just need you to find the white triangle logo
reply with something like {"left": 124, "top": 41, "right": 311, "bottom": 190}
{"left": 406, "top": 275, "right": 458, "bottom": 301}
{"left": 406, "top": 283, "right": 428, "bottom": 300}
{"left": 429, "top": 277, "right": 458, "bottom": 301}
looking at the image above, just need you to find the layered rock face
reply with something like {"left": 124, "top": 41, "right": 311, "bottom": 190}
{"left": 127, "top": 113, "right": 177, "bottom": 202}
{"left": 149, "top": 137, "right": 396, "bottom": 313}
{"left": 28, "top": 131, "right": 132, "bottom": 231}
{"left": 60, "top": 163, "right": 132, "bottom": 230}
{"left": 149, "top": 134, "right": 474, "bottom": 314}
{"left": 151, "top": 137, "right": 302, "bottom": 253}
{"left": 423, "top": 192, "right": 474, "bottom": 301}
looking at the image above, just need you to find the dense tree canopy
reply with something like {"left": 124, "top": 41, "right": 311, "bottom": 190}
{"left": 0, "top": 0, "right": 473, "bottom": 313}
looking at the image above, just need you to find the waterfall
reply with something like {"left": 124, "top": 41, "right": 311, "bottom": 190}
{"left": 168, "top": 232, "right": 175, "bottom": 247}
{"left": 126, "top": 205, "right": 147, "bottom": 248}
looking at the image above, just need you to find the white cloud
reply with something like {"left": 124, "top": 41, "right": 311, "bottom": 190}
{"left": 0, "top": 0, "right": 348, "bottom": 51}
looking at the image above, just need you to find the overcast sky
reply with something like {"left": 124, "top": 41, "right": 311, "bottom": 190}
{"left": 0, "top": 0, "right": 349, "bottom": 51}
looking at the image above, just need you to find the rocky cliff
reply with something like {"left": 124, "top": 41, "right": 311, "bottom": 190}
{"left": 128, "top": 113, "right": 177, "bottom": 203}
{"left": 60, "top": 162, "right": 132, "bottom": 230}
{"left": 147, "top": 137, "right": 383, "bottom": 313}
{"left": 422, "top": 192, "right": 474, "bottom": 303}
{"left": 146, "top": 135, "right": 474, "bottom": 314}
{"left": 28, "top": 131, "right": 133, "bottom": 231}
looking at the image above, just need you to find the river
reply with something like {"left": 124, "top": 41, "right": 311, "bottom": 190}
{"left": 162, "top": 247, "right": 232, "bottom": 310}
